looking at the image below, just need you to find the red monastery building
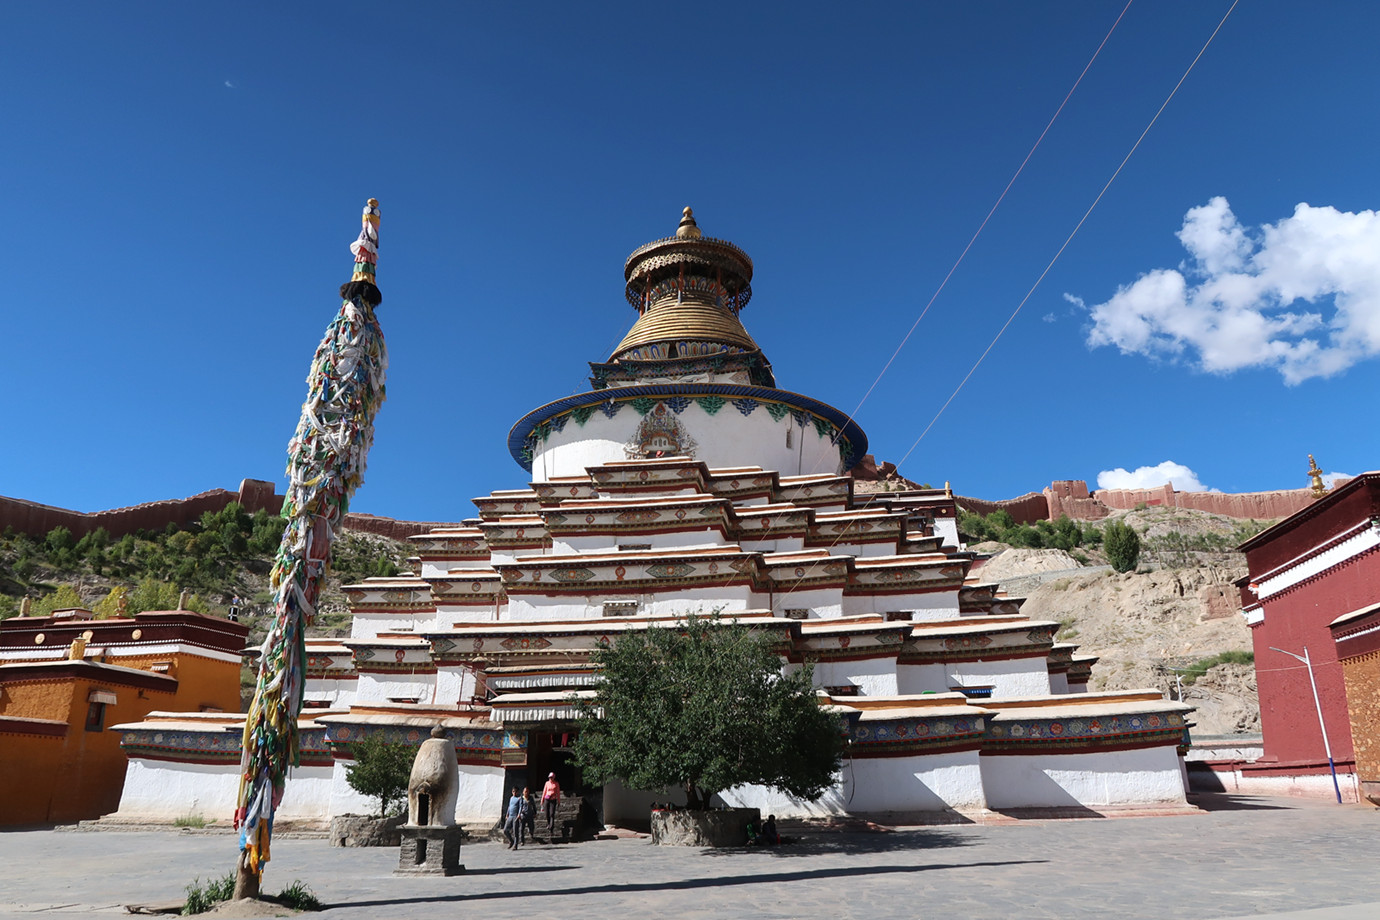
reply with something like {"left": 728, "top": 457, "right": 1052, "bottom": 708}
{"left": 1237, "top": 471, "right": 1380, "bottom": 802}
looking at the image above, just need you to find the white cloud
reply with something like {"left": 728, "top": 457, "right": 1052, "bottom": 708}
{"left": 1079, "top": 197, "right": 1380, "bottom": 384}
{"left": 224, "top": 80, "right": 236, "bottom": 89}
{"left": 1042, "top": 312, "right": 1056, "bottom": 323}
{"left": 1096, "top": 461, "right": 1214, "bottom": 493}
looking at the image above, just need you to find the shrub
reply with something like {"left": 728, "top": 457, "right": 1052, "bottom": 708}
{"left": 1104, "top": 521, "right": 1141, "bottom": 573}
{"left": 1181, "top": 650, "right": 1255, "bottom": 685}
{"left": 344, "top": 733, "right": 414, "bottom": 818}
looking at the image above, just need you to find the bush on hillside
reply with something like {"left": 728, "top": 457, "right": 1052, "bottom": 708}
{"left": 1104, "top": 520, "right": 1141, "bottom": 573}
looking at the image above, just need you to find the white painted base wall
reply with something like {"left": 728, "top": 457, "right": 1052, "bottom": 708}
{"left": 841, "top": 749, "right": 988, "bottom": 813}
{"left": 979, "top": 747, "right": 1187, "bottom": 809}
{"left": 325, "top": 760, "right": 504, "bottom": 823}
{"left": 811, "top": 657, "right": 898, "bottom": 696}
{"left": 896, "top": 660, "right": 1051, "bottom": 696}
{"left": 1198, "top": 768, "right": 1360, "bottom": 803}
{"left": 112, "top": 760, "right": 333, "bottom": 822}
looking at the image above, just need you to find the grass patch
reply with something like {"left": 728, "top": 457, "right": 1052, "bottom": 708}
{"left": 1055, "top": 616, "right": 1080, "bottom": 641}
{"left": 1180, "top": 650, "right": 1254, "bottom": 685}
{"left": 174, "top": 814, "right": 208, "bottom": 829}
{"left": 277, "top": 880, "right": 322, "bottom": 911}
{"left": 183, "top": 873, "right": 234, "bottom": 915}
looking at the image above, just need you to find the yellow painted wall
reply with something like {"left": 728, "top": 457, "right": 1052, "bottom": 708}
{"left": 0, "top": 648, "right": 236, "bottom": 825}
{"left": 0, "top": 731, "right": 66, "bottom": 825}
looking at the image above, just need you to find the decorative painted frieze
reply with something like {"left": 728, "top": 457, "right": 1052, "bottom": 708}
{"left": 343, "top": 640, "right": 437, "bottom": 674}
{"left": 899, "top": 620, "right": 1058, "bottom": 664}
{"left": 495, "top": 549, "right": 764, "bottom": 594}
{"left": 730, "top": 505, "right": 813, "bottom": 540}
{"left": 408, "top": 529, "right": 489, "bottom": 562}
{"left": 118, "top": 726, "right": 333, "bottom": 768}
{"left": 777, "top": 475, "right": 853, "bottom": 507}
{"left": 849, "top": 708, "right": 987, "bottom": 757}
{"left": 343, "top": 579, "right": 436, "bottom": 614}
{"left": 983, "top": 708, "right": 1188, "bottom": 755}
{"left": 847, "top": 556, "right": 971, "bottom": 596}
{"left": 472, "top": 491, "right": 543, "bottom": 521}
{"left": 703, "top": 468, "right": 778, "bottom": 502}
{"left": 428, "top": 571, "right": 505, "bottom": 606}
{"left": 531, "top": 479, "right": 601, "bottom": 504}
{"left": 478, "top": 516, "right": 552, "bottom": 552}
{"left": 542, "top": 496, "right": 731, "bottom": 538}
{"left": 587, "top": 458, "right": 710, "bottom": 494}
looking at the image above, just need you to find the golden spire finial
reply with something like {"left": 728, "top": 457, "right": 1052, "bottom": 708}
{"left": 676, "top": 206, "right": 702, "bottom": 240}
{"left": 1307, "top": 454, "right": 1327, "bottom": 498}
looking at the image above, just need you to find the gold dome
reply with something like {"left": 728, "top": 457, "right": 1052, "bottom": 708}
{"left": 612, "top": 300, "right": 761, "bottom": 357}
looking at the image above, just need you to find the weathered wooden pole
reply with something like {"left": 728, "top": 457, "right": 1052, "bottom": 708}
{"left": 233, "top": 199, "right": 388, "bottom": 899}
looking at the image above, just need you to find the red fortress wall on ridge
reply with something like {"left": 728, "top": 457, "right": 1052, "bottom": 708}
{"left": 0, "top": 480, "right": 458, "bottom": 543}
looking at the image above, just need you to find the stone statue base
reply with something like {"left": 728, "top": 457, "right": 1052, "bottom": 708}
{"left": 395, "top": 825, "right": 465, "bottom": 876}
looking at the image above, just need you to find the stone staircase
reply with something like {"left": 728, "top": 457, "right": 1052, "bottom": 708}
{"left": 529, "top": 795, "right": 599, "bottom": 844}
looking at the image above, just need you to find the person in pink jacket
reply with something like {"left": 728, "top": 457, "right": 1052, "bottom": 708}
{"left": 540, "top": 773, "right": 561, "bottom": 834}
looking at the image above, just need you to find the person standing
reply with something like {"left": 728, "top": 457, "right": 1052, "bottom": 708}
{"left": 504, "top": 787, "right": 524, "bottom": 849}
{"left": 540, "top": 772, "right": 561, "bottom": 836}
{"left": 522, "top": 787, "right": 537, "bottom": 844}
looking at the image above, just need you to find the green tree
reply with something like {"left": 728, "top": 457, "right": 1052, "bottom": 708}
{"left": 572, "top": 613, "right": 845, "bottom": 810}
{"left": 0, "top": 595, "right": 19, "bottom": 620}
{"left": 30, "top": 584, "right": 85, "bottom": 617}
{"left": 1104, "top": 520, "right": 1142, "bottom": 573}
{"left": 126, "top": 577, "right": 207, "bottom": 615}
{"left": 344, "top": 734, "right": 414, "bottom": 818}
{"left": 94, "top": 586, "right": 129, "bottom": 619}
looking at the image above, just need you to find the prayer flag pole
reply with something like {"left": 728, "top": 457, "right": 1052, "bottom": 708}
{"left": 234, "top": 199, "right": 388, "bottom": 899}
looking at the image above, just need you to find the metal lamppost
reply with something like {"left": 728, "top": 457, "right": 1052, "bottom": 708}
{"left": 1268, "top": 645, "right": 1342, "bottom": 804}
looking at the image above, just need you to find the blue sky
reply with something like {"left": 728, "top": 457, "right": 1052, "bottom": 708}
{"left": 4, "top": 1, "right": 1378, "bottom": 523}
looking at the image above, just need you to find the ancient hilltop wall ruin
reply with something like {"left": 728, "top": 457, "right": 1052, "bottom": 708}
{"left": 0, "top": 480, "right": 457, "bottom": 543}
{"left": 953, "top": 492, "right": 1049, "bottom": 525}
{"left": 957, "top": 479, "right": 1318, "bottom": 525}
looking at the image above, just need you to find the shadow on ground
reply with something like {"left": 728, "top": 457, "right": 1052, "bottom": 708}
{"left": 331, "top": 858, "right": 1046, "bottom": 910}
{"left": 1188, "top": 793, "right": 1293, "bottom": 812}
{"left": 699, "top": 827, "right": 978, "bottom": 858}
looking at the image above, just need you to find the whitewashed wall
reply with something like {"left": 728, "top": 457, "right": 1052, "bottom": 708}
{"left": 979, "top": 746, "right": 1187, "bottom": 808}
{"left": 810, "top": 656, "right": 898, "bottom": 696}
{"left": 355, "top": 672, "right": 437, "bottom": 705}
{"left": 529, "top": 404, "right": 846, "bottom": 481}
{"left": 113, "top": 759, "right": 333, "bottom": 822}
{"left": 844, "top": 591, "right": 960, "bottom": 619}
{"left": 556, "top": 531, "right": 728, "bottom": 553}
{"left": 767, "top": 584, "right": 843, "bottom": 618}
{"left": 504, "top": 584, "right": 759, "bottom": 621}
{"left": 350, "top": 612, "right": 433, "bottom": 639}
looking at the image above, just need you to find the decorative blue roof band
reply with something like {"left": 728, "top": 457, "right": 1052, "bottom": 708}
{"left": 508, "top": 384, "right": 869, "bottom": 472}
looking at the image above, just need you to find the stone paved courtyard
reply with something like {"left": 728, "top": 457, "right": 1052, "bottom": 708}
{"left": 2, "top": 794, "right": 1378, "bottom": 919}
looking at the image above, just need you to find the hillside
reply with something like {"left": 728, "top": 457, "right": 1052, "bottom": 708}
{"left": 0, "top": 505, "right": 412, "bottom": 707}
{"left": 967, "top": 505, "right": 1266, "bottom": 736}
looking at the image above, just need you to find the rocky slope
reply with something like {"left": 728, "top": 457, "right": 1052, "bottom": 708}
{"left": 970, "top": 508, "right": 1264, "bottom": 737}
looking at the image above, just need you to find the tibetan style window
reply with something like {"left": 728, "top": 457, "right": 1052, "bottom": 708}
{"left": 603, "top": 601, "right": 637, "bottom": 617}
{"left": 618, "top": 544, "right": 652, "bottom": 552}
{"left": 785, "top": 426, "right": 793, "bottom": 449}
{"left": 884, "top": 611, "right": 913, "bottom": 622}
{"left": 85, "top": 702, "right": 106, "bottom": 732}
{"left": 784, "top": 608, "right": 809, "bottom": 620}
{"left": 825, "top": 684, "right": 859, "bottom": 697}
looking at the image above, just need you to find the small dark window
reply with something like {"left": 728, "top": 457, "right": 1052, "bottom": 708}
{"left": 85, "top": 702, "right": 105, "bottom": 732}
{"left": 784, "top": 608, "right": 809, "bottom": 620}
